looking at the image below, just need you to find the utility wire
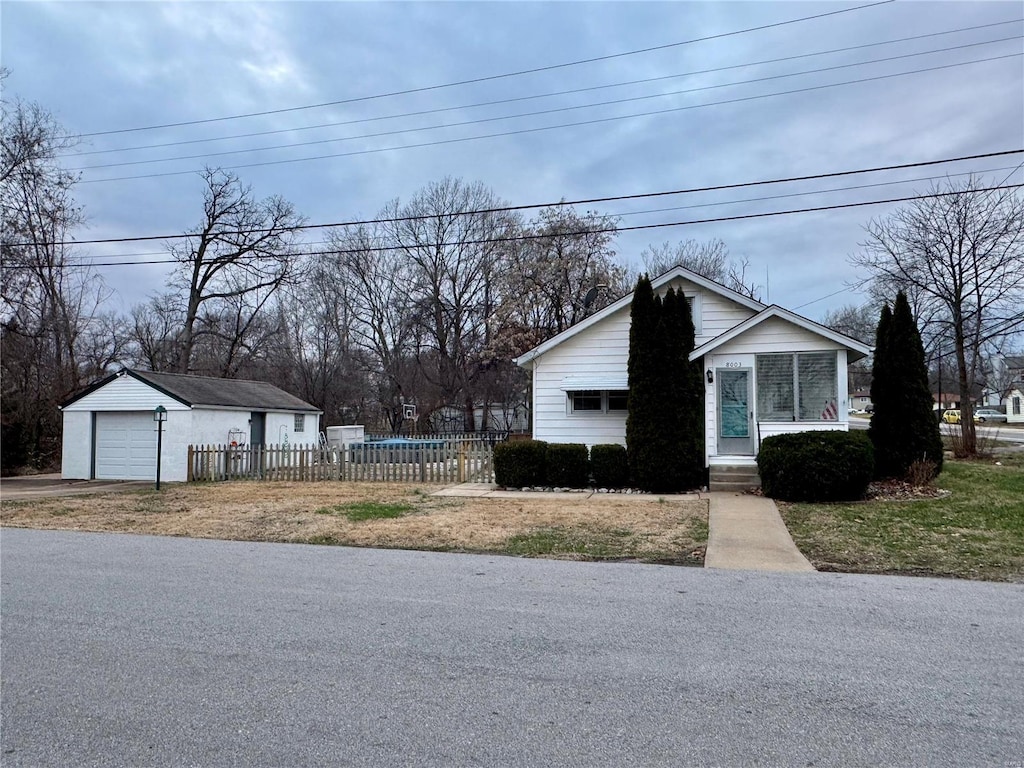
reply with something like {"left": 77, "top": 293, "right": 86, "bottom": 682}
{"left": 14, "top": 150, "right": 1018, "bottom": 248}
{"left": 79, "top": 54, "right": 1023, "bottom": 184}
{"left": 67, "top": 19, "right": 1022, "bottom": 158}
{"left": 75, "top": 1, "right": 894, "bottom": 138}
{"left": 61, "top": 163, "right": 1019, "bottom": 263}
{"left": 9, "top": 183, "right": 1021, "bottom": 269}
{"left": 71, "top": 39, "right": 1021, "bottom": 172}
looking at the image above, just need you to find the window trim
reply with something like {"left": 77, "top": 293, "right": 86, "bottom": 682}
{"left": 294, "top": 414, "right": 305, "bottom": 432}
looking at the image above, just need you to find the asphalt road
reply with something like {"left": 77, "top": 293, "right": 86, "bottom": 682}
{"left": 848, "top": 417, "right": 1024, "bottom": 445}
{"left": 2, "top": 529, "right": 1022, "bottom": 767}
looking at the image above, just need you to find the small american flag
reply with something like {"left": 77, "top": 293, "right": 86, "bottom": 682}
{"left": 821, "top": 401, "right": 838, "bottom": 420}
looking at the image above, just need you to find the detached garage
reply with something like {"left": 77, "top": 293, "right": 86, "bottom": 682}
{"left": 60, "top": 369, "right": 322, "bottom": 483}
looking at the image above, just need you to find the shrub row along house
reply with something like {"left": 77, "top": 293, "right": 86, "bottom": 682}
{"left": 515, "top": 266, "right": 870, "bottom": 488}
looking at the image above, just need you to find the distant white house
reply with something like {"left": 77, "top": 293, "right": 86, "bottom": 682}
{"left": 1006, "top": 387, "right": 1024, "bottom": 424}
{"left": 60, "top": 369, "right": 322, "bottom": 482}
{"left": 996, "top": 355, "right": 1024, "bottom": 424}
{"left": 515, "top": 266, "right": 870, "bottom": 478}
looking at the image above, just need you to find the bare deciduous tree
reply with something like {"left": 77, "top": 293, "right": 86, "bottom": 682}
{"left": 641, "top": 238, "right": 761, "bottom": 300}
{"left": 168, "top": 167, "right": 305, "bottom": 373}
{"left": 494, "top": 205, "right": 627, "bottom": 353}
{"left": 822, "top": 303, "right": 878, "bottom": 393}
{"left": 852, "top": 176, "right": 1024, "bottom": 455}
{"left": 1, "top": 90, "right": 113, "bottom": 468}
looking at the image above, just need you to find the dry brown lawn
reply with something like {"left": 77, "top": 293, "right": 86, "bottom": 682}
{"left": 0, "top": 482, "right": 708, "bottom": 564}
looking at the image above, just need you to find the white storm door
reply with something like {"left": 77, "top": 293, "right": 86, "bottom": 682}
{"left": 717, "top": 369, "right": 754, "bottom": 456}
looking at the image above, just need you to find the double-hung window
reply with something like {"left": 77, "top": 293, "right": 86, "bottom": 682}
{"left": 756, "top": 352, "right": 838, "bottom": 421}
{"left": 294, "top": 414, "right": 305, "bottom": 432}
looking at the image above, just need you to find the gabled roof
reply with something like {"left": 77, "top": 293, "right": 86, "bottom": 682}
{"left": 515, "top": 265, "right": 765, "bottom": 367}
{"left": 61, "top": 368, "right": 321, "bottom": 412}
{"left": 689, "top": 305, "right": 871, "bottom": 362}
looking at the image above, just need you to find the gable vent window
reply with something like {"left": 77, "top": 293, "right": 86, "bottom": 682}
{"left": 294, "top": 414, "right": 305, "bottom": 432}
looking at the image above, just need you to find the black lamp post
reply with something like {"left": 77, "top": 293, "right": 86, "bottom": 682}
{"left": 154, "top": 405, "right": 167, "bottom": 490}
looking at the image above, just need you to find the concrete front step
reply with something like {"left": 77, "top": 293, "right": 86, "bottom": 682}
{"left": 709, "top": 465, "right": 761, "bottom": 493}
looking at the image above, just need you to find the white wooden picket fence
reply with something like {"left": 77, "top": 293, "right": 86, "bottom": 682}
{"left": 187, "top": 438, "right": 494, "bottom": 484}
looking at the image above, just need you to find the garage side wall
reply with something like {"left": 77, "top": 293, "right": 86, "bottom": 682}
{"left": 61, "top": 411, "right": 93, "bottom": 479}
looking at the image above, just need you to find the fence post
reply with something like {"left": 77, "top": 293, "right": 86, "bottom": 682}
{"left": 458, "top": 445, "right": 466, "bottom": 483}
{"left": 187, "top": 445, "right": 194, "bottom": 482}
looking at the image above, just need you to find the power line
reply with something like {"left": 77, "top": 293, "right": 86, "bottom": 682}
{"left": 10, "top": 183, "right": 1021, "bottom": 270}
{"left": 67, "top": 163, "right": 1018, "bottom": 262}
{"left": 79, "top": 54, "right": 1023, "bottom": 184}
{"left": 71, "top": 38, "right": 1022, "bottom": 172}
{"left": 66, "top": 20, "right": 1022, "bottom": 158}
{"left": 13, "top": 150, "right": 1018, "bottom": 248}
{"left": 75, "top": 1, "right": 894, "bottom": 138}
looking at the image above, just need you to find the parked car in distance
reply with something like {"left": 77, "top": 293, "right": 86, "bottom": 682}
{"left": 974, "top": 408, "right": 1008, "bottom": 423}
{"left": 941, "top": 408, "right": 1006, "bottom": 424}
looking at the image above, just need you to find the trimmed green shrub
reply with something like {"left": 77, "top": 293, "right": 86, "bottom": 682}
{"left": 757, "top": 431, "right": 874, "bottom": 502}
{"left": 591, "top": 444, "right": 629, "bottom": 488}
{"left": 493, "top": 440, "right": 548, "bottom": 488}
{"left": 546, "top": 443, "right": 590, "bottom": 488}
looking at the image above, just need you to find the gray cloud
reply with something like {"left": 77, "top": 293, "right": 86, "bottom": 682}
{"left": 3, "top": 1, "right": 1021, "bottom": 317}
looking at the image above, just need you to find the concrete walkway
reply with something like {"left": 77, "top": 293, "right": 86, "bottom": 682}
{"left": 432, "top": 484, "right": 814, "bottom": 573}
{"left": 704, "top": 492, "right": 815, "bottom": 572}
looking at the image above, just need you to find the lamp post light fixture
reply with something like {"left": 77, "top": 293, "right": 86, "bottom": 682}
{"left": 153, "top": 405, "right": 167, "bottom": 490}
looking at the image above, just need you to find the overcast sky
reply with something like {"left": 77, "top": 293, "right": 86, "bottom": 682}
{"left": 3, "top": 0, "right": 1022, "bottom": 321}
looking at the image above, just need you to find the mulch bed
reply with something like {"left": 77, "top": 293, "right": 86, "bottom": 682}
{"left": 864, "top": 479, "right": 949, "bottom": 501}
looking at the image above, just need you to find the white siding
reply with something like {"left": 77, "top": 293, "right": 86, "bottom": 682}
{"left": 660, "top": 277, "right": 757, "bottom": 345}
{"left": 704, "top": 324, "right": 850, "bottom": 460}
{"left": 530, "top": 285, "right": 757, "bottom": 447}
{"left": 191, "top": 409, "right": 257, "bottom": 446}
{"left": 62, "top": 374, "right": 190, "bottom": 413}
{"left": 266, "top": 411, "right": 320, "bottom": 447}
{"left": 1005, "top": 389, "right": 1024, "bottom": 423}
{"left": 709, "top": 316, "right": 841, "bottom": 355}
{"left": 158, "top": 410, "right": 193, "bottom": 482}
{"left": 61, "top": 411, "right": 92, "bottom": 479}
{"left": 532, "top": 307, "right": 631, "bottom": 446}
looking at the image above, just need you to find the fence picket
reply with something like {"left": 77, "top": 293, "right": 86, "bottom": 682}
{"left": 185, "top": 437, "right": 496, "bottom": 485}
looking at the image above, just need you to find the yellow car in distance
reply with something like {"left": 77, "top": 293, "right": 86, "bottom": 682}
{"left": 941, "top": 409, "right": 963, "bottom": 424}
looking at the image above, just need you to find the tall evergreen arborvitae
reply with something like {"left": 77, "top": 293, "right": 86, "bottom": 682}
{"left": 869, "top": 293, "right": 943, "bottom": 479}
{"left": 664, "top": 288, "right": 704, "bottom": 490}
{"left": 627, "top": 280, "right": 704, "bottom": 492}
{"left": 627, "top": 277, "right": 672, "bottom": 490}
{"left": 867, "top": 303, "right": 894, "bottom": 477}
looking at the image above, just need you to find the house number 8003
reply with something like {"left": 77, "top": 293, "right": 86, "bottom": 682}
{"left": 724, "top": 362, "right": 742, "bottom": 368}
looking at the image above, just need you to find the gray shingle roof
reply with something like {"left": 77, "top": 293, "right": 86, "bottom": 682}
{"left": 130, "top": 369, "right": 319, "bottom": 411}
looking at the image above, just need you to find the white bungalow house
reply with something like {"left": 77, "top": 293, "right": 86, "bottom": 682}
{"left": 60, "top": 368, "right": 322, "bottom": 482}
{"left": 515, "top": 266, "right": 871, "bottom": 488}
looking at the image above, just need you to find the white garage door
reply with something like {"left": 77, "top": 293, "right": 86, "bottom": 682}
{"left": 95, "top": 412, "right": 158, "bottom": 480}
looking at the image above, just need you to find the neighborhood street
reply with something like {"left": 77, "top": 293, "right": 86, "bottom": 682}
{"left": 2, "top": 529, "right": 1022, "bottom": 767}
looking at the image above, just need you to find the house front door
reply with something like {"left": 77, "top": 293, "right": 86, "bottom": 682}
{"left": 717, "top": 368, "right": 754, "bottom": 455}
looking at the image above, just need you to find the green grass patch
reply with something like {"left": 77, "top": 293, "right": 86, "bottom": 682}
{"left": 505, "top": 526, "right": 634, "bottom": 559}
{"left": 502, "top": 521, "right": 705, "bottom": 566}
{"left": 780, "top": 459, "right": 1024, "bottom": 581}
{"left": 316, "top": 501, "right": 415, "bottom": 522}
